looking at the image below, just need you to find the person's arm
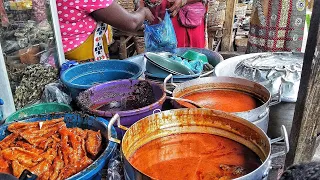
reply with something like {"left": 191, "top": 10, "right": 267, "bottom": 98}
{"left": 138, "top": 0, "right": 145, "bottom": 8}
{"left": 91, "top": 1, "right": 154, "bottom": 32}
{"left": 168, "top": 0, "right": 202, "bottom": 17}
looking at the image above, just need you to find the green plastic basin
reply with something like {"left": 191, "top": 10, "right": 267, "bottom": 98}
{"left": 5, "top": 103, "right": 72, "bottom": 123}
{"left": 181, "top": 50, "right": 209, "bottom": 63}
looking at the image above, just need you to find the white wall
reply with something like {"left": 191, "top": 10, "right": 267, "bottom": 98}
{"left": 0, "top": 45, "right": 16, "bottom": 119}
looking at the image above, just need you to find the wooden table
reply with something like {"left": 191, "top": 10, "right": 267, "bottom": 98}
{"left": 113, "top": 29, "right": 144, "bottom": 60}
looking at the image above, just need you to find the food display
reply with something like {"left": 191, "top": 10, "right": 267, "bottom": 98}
{"left": 0, "top": 0, "right": 293, "bottom": 177}
{"left": 1, "top": 0, "right": 58, "bottom": 110}
{"left": 14, "top": 64, "right": 58, "bottom": 109}
{"left": 0, "top": 118, "right": 102, "bottom": 179}
{"left": 129, "top": 133, "right": 262, "bottom": 180}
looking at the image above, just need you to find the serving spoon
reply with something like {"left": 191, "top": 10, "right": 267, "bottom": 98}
{"left": 167, "top": 96, "right": 204, "bottom": 108}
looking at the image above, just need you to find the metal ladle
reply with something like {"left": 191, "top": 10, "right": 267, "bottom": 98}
{"left": 166, "top": 96, "right": 204, "bottom": 108}
{"left": 164, "top": 74, "right": 204, "bottom": 108}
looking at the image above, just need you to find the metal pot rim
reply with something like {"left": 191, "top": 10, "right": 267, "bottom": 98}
{"left": 107, "top": 109, "right": 289, "bottom": 179}
{"left": 166, "top": 76, "right": 279, "bottom": 113}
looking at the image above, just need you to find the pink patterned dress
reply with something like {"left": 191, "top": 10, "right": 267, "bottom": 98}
{"left": 56, "top": 0, "right": 112, "bottom": 53}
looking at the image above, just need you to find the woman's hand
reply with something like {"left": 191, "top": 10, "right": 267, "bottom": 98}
{"left": 136, "top": 7, "right": 155, "bottom": 23}
{"left": 143, "top": 7, "right": 155, "bottom": 23}
{"left": 92, "top": 2, "right": 155, "bottom": 32}
{"left": 168, "top": 0, "right": 182, "bottom": 17}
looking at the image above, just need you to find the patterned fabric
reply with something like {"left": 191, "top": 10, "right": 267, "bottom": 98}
{"left": 56, "top": 0, "right": 113, "bottom": 52}
{"left": 93, "top": 22, "right": 108, "bottom": 60}
{"left": 32, "top": 0, "right": 46, "bottom": 23}
{"left": 247, "top": 0, "right": 306, "bottom": 53}
{"left": 0, "top": 0, "right": 9, "bottom": 27}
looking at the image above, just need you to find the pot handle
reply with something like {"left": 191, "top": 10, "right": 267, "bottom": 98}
{"left": 153, "top": 109, "right": 162, "bottom": 114}
{"left": 269, "top": 84, "right": 282, "bottom": 106}
{"left": 269, "top": 125, "right": 289, "bottom": 159}
{"left": 19, "top": 169, "right": 37, "bottom": 180}
{"left": 258, "top": 107, "right": 270, "bottom": 119}
{"left": 163, "top": 74, "right": 178, "bottom": 94}
{"left": 107, "top": 114, "right": 128, "bottom": 144}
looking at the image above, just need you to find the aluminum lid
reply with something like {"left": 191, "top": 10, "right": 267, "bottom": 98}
{"left": 235, "top": 52, "right": 302, "bottom": 72}
{"left": 234, "top": 52, "right": 304, "bottom": 102}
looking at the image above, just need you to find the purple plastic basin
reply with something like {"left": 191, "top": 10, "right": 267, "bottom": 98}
{"left": 77, "top": 79, "right": 166, "bottom": 135}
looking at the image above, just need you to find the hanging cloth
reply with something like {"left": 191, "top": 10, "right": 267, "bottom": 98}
{"left": 32, "top": 0, "right": 47, "bottom": 23}
{"left": 246, "top": 0, "right": 306, "bottom": 53}
{"left": 0, "top": 0, "right": 9, "bottom": 27}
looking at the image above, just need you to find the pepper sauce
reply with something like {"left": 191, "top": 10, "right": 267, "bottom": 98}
{"left": 129, "top": 133, "right": 262, "bottom": 180}
{"left": 181, "top": 90, "right": 262, "bottom": 112}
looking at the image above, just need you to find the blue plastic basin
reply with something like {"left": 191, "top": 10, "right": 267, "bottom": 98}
{"left": 0, "top": 113, "right": 118, "bottom": 180}
{"left": 61, "top": 60, "right": 143, "bottom": 100}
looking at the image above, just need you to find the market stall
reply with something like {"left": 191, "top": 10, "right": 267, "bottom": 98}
{"left": 0, "top": 0, "right": 319, "bottom": 179}
{"left": 0, "top": 0, "right": 66, "bottom": 120}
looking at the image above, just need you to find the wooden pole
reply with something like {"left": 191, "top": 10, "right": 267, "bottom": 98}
{"left": 221, "top": 0, "right": 237, "bottom": 51}
{"left": 285, "top": 0, "right": 320, "bottom": 167}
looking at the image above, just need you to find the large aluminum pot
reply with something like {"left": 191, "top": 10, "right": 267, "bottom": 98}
{"left": 107, "top": 109, "right": 289, "bottom": 180}
{"left": 164, "top": 75, "right": 281, "bottom": 132}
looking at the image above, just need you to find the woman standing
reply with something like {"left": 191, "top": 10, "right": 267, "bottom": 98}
{"left": 141, "top": 0, "right": 207, "bottom": 48}
{"left": 246, "top": 0, "right": 306, "bottom": 53}
{"left": 56, "top": 0, "right": 154, "bottom": 62}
